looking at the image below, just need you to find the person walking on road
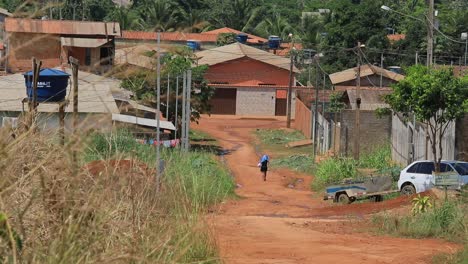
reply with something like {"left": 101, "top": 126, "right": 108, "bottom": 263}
{"left": 258, "top": 154, "right": 269, "bottom": 181}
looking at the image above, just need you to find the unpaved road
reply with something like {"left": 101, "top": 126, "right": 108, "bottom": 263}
{"left": 194, "top": 116, "right": 458, "bottom": 264}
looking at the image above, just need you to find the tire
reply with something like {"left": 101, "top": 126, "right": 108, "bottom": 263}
{"left": 371, "top": 195, "right": 384, "bottom": 202}
{"left": 337, "top": 193, "right": 351, "bottom": 204}
{"left": 401, "top": 184, "right": 416, "bottom": 196}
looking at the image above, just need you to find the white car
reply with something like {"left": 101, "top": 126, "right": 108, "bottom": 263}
{"left": 398, "top": 160, "right": 468, "bottom": 195}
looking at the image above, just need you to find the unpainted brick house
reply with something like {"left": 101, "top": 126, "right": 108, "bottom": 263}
{"left": 196, "top": 42, "right": 307, "bottom": 116}
{"left": 5, "top": 18, "right": 121, "bottom": 73}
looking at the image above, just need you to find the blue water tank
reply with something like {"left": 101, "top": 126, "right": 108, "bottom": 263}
{"left": 268, "top": 35, "right": 281, "bottom": 49}
{"left": 23, "top": 68, "right": 70, "bottom": 102}
{"left": 236, "top": 33, "right": 248, "bottom": 44}
{"left": 187, "top": 40, "right": 200, "bottom": 50}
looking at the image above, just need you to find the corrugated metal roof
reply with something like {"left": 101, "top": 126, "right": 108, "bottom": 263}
{"left": 343, "top": 88, "right": 392, "bottom": 110}
{"left": 0, "top": 7, "right": 12, "bottom": 17}
{"left": 112, "top": 114, "right": 175, "bottom": 131}
{"left": 329, "top": 64, "right": 404, "bottom": 85}
{"left": 0, "top": 69, "right": 119, "bottom": 113}
{"left": 61, "top": 37, "right": 110, "bottom": 48}
{"left": 201, "top": 27, "right": 267, "bottom": 44}
{"left": 209, "top": 84, "right": 310, "bottom": 89}
{"left": 387, "top": 34, "right": 406, "bottom": 42}
{"left": 5, "top": 18, "right": 121, "bottom": 36}
{"left": 196, "top": 42, "right": 299, "bottom": 73}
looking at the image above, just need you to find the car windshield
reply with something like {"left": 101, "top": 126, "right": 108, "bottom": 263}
{"left": 450, "top": 163, "right": 468, "bottom": 175}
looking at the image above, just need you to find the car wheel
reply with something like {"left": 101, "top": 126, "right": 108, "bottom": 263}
{"left": 337, "top": 193, "right": 351, "bottom": 204}
{"left": 401, "top": 184, "right": 416, "bottom": 196}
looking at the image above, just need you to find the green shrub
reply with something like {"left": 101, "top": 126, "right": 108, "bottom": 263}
{"left": 255, "top": 129, "right": 306, "bottom": 145}
{"left": 311, "top": 157, "right": 357, "bottom": 190}
{"left": 270, "top": 155, "right": 315, "bottom": 174}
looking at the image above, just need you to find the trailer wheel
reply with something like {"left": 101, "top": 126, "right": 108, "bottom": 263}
{"left": 337, "top": 193, "right": 351, "bottom": 204}
{"left": 371, "top": 195, "right": 384, "bottom": 202}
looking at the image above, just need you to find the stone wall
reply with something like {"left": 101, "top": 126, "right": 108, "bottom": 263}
{"left": 236, "top": 88, "right": 275, "bottom": 116}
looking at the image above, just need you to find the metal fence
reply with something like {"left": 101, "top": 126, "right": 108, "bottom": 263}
{"left": 391, "top": 114, "right": 455, "bottom": 166}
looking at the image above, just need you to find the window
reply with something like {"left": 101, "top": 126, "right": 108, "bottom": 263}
{"left": 417, "top": 162, "right": 435, "bottom": 174}
{"left": 85, "top": 48, "right": 91, "bottom": 66}
{"left": 440, "top": 163, "right": 454, "bottom": 173}
{"left": 407, "top": 163, "right": 420, "bottom": 173}
{"left": 451, "top": 163, "right": 468, "bottom": 175}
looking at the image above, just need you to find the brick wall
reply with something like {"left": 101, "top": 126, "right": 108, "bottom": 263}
{"left": 339, "top": 110, "right": 391, "bottom": 155}
{"left": 8, "top": 32, "right": 62, "bottom": 72}
{"left": 236, "top": 88, "right": 275, "bottom": 116}
{"left": 455, "top": 115, "right": 468, "bottom": 161}
{"left": 294, "top": 97, "right": 312, "bottom": 138}
{"left": 206, "top": 57, "right": 290, "bottom": 86}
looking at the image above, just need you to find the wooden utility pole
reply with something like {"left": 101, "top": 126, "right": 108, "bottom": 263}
{"left": 313, "top": 58, "right": 319, "bottom": 158}
{"left": 286, "top": 51, "right": 294, "bottom": 128}
{"left": 29, "top": 58, "right": 42, "bottom": 131}
{"left": 69, "top": 56, "right": 79, "bottom": 174}
{"left": 69, "top": 57, "right": 79, "bottom": 132}
{"left": 59, "top": 102, "right": 65, "bottom": 146}
{"left": 427, "top": 0, "right": 434, "bottom": 67}
{"left": 380, "top": 53, "right": 384, "bottom": 88}
{"left": 166, "top": 74, "right": 170, "bottom": 119}
{"left": 353, "top": 42, "right": 362, "bottom": 160}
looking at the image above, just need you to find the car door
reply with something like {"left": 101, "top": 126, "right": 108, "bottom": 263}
{"left": 413, "top": 162, "right": 435, "bottom": 193}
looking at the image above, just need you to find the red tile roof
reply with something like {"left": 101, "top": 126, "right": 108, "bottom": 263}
{"left": 5, "top": 18, "right": 121, "bottom": 36}
{"left": 270, "top": 43, "right": 303, "bottom": 56}
{"left": 202, "top": 27, "right": 267, "bottom": 44}
{"left": 387, "top": 34, "right": 406, "bottom": 42}
{"left": 120, "top": 30, "right": 218, "bottom": 42}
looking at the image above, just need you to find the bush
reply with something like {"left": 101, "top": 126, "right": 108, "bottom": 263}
{"left": 372, "top": 201, "right": 467, "bottom": 243}
{"left": 311, "top": 157, "right": 357, "bottom": 190}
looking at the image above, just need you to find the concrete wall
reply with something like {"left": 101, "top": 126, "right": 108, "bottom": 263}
{"left": 206, "top": 57, "right": 291, "bottom": 86}
{"left": 456, "top": 115, "right": 468, "bottom": 161}
{"left": 8, "top": 32, "right": 61, "bottom": 72}
{"left": 339, "top": 110, "right": 391, "bottom": 156}
{"left": 236, "top": 88, "right": 275, "bottom": 116}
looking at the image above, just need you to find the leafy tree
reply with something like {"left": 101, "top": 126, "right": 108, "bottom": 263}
{"left": 384, "top": 65, "right": 468, "bottom": 172}
{"left": 105, "top": 6, "right": 143, "bottom": 30}
{"left": 254, "top": 12, "right": 295, "bottom": 40}
{"left": 138, "top": 0, "right": 183, "bottom": 31}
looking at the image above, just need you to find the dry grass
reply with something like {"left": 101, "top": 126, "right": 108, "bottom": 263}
{"left": 0, "top": 126, "right": 226, "bottom": 263}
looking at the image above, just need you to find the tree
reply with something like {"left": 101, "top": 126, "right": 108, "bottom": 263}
{"left": 254, "top": 12, "right": 294, "bottom": 40}
{"left": 384, "top": 65, "right": 468, "bottom": 172}
{"left": 138, "top": 0, "right": 184, "bottom": 31}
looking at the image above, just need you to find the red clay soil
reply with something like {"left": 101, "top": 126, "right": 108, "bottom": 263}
{"left": 194, "top": 116, "right": 459, "bottom": 264}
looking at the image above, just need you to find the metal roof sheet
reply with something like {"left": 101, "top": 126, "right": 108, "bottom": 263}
{"left": 329, "top": 64, "right": 404, "bottom": 85}
{"left": 196, "top": 42, "right": 299, "bottom": 73}
{"left": 112, "top": 114, "right": 175, "bottom": 131}
{"left": 5, "top": 18, "right": 121, "bottom": 36}
{"left": 120, "top": 30, "right": 218, "bottom": 42}
{"left": 0, "top": 69, "right": 119, "bottom": 113}
{"left": 201, "top": 27, "right": 267, "bottom": 44}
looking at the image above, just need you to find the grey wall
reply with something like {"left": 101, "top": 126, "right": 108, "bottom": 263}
{"left": 236, "top": 88, "right": 276, "bottom": 116}
{"left": 339, "top": 110, "right": 391, "bottom": 156}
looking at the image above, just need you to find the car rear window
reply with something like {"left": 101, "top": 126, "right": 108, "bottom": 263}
{"left": 451, "top": 163, "right": 468, "bottom": 175}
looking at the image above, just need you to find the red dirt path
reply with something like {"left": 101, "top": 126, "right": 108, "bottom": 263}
{"left": 194, "top": 115, "right": 458, "bottom": 264}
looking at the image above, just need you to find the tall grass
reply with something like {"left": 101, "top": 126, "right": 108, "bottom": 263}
{"left": 255, "top": 129, "right": 306, "bottom": 145}
{"left": 372, "top": 201, "right": 467, "bottom": 243}
{"left": 0, "top": 128, "right": 234, "bottom": 263}
{"left": 311, "top": 145, "right": 400, "bottom": 190}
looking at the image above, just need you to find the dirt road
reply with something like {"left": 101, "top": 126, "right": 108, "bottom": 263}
{"left": 194, "top": 116, "right": 458, "bottom": 264}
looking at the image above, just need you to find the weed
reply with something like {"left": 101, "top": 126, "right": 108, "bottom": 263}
{"left": 255, "top": 129, "right": 306, "bottom": 146}
{"left": 412, "top": 195, "right": 433, "bottom": 215}
{"left": 270, "top": 155, "right": 315, "bottom": 174}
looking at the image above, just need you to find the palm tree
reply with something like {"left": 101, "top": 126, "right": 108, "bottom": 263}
{"left": 254, "top": 12, "right": 295, "bottom": 40}
{"left": 106, "top": 6, "right": 144, "bottom": 30}
{"left": 139, "top": 0, "right": 183, "bottom": 32}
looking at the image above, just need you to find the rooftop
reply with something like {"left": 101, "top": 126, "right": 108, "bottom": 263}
{"left": 0, "top": 69, "right": 120, "bottom": 113}
{"left": 120, "top": 30, "right": 218, "bottom": 42}
{"left": 341, "top": 87, "right": 392, "bottom": 110}
{"left": 5, "top": 18, "right": 121, "bottom": 36}
{"left": 329, "top": 64, "right": 405, "bottom": 85}
{"left": 202, "top": 27, "right": 267, "bottom": 44}
{"left": 196, "top": 42, "right": 299, "bottom": 72}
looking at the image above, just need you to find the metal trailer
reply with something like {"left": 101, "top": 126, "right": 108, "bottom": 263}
{"left": 323, "top": 176, "right": 398, "bottom": 204}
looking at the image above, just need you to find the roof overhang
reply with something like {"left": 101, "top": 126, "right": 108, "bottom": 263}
{"left": 61, "top": 37, "right": 110, "bottom": 48}
{"left": 112, "top": 114, "right": 175, "bottom": 131}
